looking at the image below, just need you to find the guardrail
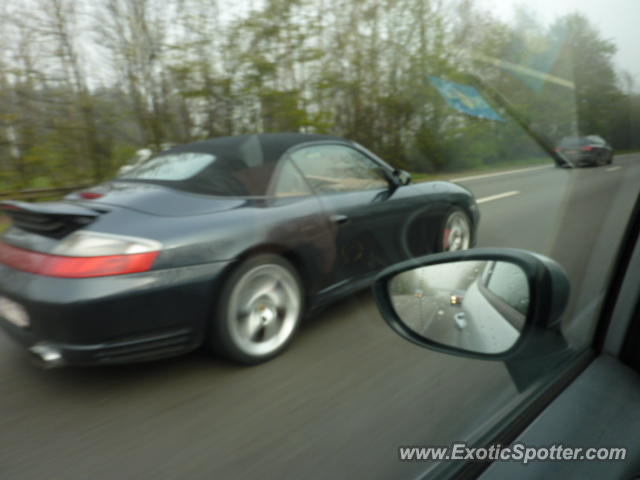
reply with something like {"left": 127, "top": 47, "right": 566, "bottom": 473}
{"left": 0, "top": 185, "right": 90, "bottom": 202}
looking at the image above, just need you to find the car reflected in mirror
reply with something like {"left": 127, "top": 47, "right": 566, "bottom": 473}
{"left": 388, "top": 260, "right": 529, "bottom": 354}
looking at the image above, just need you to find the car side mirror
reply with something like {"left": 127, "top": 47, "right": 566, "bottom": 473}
{"left": 372, "top": 248, "right": 570, "bottom": 361}
{"left": 392, "top": 169, "right": 412, "bottom": 186}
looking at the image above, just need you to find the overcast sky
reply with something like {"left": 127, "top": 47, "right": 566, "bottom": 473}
{"left": 480, "top": 0, "right": 640, "bottom": 90}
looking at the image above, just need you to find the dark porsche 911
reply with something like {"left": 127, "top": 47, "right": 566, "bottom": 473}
{"left": 0, "top": 133, "right": 478, "bottom": 366}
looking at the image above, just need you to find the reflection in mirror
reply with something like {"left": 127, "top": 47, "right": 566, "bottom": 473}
{"left": 389, "top": 261, "right": 530, "bottom": 354}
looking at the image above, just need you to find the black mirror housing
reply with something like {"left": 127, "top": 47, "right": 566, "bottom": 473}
{"left": 372, "top": 248, "right": 570, "bottom": 361}
{"left": 392, "top": 169, "right": 412, "bottom": 186}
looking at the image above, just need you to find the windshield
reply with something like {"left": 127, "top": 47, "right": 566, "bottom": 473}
{"left": 0, "top": 1, "right": 638, "bottom": 479}
{"left": 559, "top": 137, "right": 589, "bottom": 147}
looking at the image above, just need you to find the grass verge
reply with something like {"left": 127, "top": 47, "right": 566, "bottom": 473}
{"left": 0, "top": 216, "right": 9, "bottom": 235}
{"left": 411, "top": 157, "right": 553, "bottom": 183}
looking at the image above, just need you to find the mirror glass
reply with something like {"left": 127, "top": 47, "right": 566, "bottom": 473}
{"left": 388, "top": 260, "right": 529, "bottom": 354}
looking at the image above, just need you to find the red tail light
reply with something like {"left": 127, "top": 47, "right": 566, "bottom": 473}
{"left": 0, "top": 242, "right": 159, "bottom": 278}
{"left": 79, "top": 191, "right": 104, "bottom": 200}
{"left": 582, "top": 146, "right": 594, "bottom": 151}
{"left": 1, "top": 204, "right": 23, "bottom": 212}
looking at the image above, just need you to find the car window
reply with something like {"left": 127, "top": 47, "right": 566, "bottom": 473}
{"left": 119, "top": 152, "right": 215, "bottom": 180}
{"left": 0, "top": 1, "right": 639, "bottom": 479}
{"left": 290, "top": 145, "right": 389, "bottom": 193}
{"left": 272, "top": 159, "right": 312, "bottom": 197}
{"left": 559, "top": 136, "right": 588, "bottom": 147}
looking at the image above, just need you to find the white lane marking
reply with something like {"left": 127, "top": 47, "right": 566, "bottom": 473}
{"left": 606, "top": 166, "right": 622, "bottom": 172}
{"left": 450, "top": 165, "right": 553, "bottom": 183}
{"left": 477, "top": 191, "right": 520, "bottom": 204}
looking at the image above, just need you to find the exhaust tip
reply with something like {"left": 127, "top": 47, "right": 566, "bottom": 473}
{"left": 29, "top": 343, "right": 65, "bottom": 368}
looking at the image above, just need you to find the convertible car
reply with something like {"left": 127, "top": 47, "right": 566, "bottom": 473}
{"left": 0, "top": 133, "right": 479, "bottom": 365}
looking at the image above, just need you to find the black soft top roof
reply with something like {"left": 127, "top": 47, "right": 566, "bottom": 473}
{"left": 123, "top": 133, "right": 349, "bottom": 197}
{"left": 165, "top": 133, "right": 347, "bottom": 163}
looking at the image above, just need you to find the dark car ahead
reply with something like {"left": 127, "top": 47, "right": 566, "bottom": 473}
{"left": 0, "top": 133, "right": 479, "bottom": 366}
{"left": 555, "top": 135, "right": 614, "bottom": 167}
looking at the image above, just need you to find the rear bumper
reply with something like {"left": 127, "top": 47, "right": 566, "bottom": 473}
{"left": 0, "top": 260, "right": 233, "bottom": 366}
{"left": 1, "top": 321, "right": 196, "bottom": 367}
{"left": 576, "top": 158, "right": 598, "bottom": 166}
{"left": 565, "top": 152, "right": 598, "bottom": 166}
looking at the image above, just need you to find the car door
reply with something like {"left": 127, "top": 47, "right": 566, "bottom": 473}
{"left": 267, "top": 156, "right": 341, "bottom": 299}
{"left": 287, "top": 143, "right": 408, "bottom": 295}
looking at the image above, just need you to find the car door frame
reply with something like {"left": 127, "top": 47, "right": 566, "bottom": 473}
{"left": 422, "top": 188, "right": 640, "bottom": 479}
{"left": 280, "top": 140, "right": 404, "bottom": 301}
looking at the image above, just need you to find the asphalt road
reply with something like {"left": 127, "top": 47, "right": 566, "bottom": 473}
{"left": 392, "top": 293, "right": 466, "bottom": 343}
{"left": 1, "top": 154, "right": 639, "bottom": 480}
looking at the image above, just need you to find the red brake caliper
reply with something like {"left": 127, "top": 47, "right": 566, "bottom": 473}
{"left": 443, "top": 228, "right": 451, "bottom": 250}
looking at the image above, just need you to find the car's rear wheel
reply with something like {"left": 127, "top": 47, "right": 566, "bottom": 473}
{"left": 440, "top": 208, "right": 472, "bottom": 252}
{"left": 210, "top": 254, "right": 303, "bottom": 364}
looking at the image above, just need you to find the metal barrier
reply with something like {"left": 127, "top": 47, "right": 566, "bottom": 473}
{"left": 0, "top": 185, "right": 90, "bottom": 202}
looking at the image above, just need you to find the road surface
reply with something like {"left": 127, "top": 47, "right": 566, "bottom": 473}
{"left": 392, "top": 293, "right": 467, "bottom": 343}
{"left": 1, "top": 154, "right": 638, "bottom": 480}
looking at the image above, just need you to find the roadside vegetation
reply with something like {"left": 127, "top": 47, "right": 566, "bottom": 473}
{"left": 0, "top": 215, "right": 8, "bottom": 234}
{"left": 0, "top": 0, "right": 637, "bottom": 192}
{"left": 411, "top": 156, "right": 552, "bottom": 183}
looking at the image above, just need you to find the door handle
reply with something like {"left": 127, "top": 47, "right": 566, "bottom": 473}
{"left": 330, "top": 214, "right": 349, "bottom": 225}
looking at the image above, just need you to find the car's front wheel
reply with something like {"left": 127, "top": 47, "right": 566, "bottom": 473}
{"left": 440, "top": 208, "right": 472, "bottom": 252}
{"left": 210, "top": 254, "right": 303, "bottom": 364}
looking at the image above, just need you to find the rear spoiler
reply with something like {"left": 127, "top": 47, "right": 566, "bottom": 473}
{"left": 1, "top": 200, "right": 102, "bottom": 237}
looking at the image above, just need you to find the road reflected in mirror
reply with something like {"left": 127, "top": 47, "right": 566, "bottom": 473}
{"left": 388, "top": 260, "right": 530, "bottom": 354}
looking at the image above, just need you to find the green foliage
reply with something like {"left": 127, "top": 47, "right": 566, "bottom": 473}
{"left": 0, "top": 216, "right": 9, "bottom": 235}
{"left": 260, "top": 90, "right": 306, "bottom": 132}
{"left": 0, "top": 0, "right": 634, "bottom": 191}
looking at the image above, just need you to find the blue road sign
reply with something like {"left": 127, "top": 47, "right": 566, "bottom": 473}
{"left": 429, "top": 77, "right": 505, "bottom": 122}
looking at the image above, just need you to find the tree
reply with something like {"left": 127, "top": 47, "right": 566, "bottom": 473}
{"left": 551, "top": 13, "right": 622, "bottom": 142}
{"left": 0, "top": 0, "right": 637, "bottom": 190}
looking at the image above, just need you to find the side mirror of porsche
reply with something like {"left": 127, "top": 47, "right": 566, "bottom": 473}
{"left": 392, "top": 169, "right": 412, "bottom": 186}
{"left": 372, "top": 248, "right": 571, "bottom": 367}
